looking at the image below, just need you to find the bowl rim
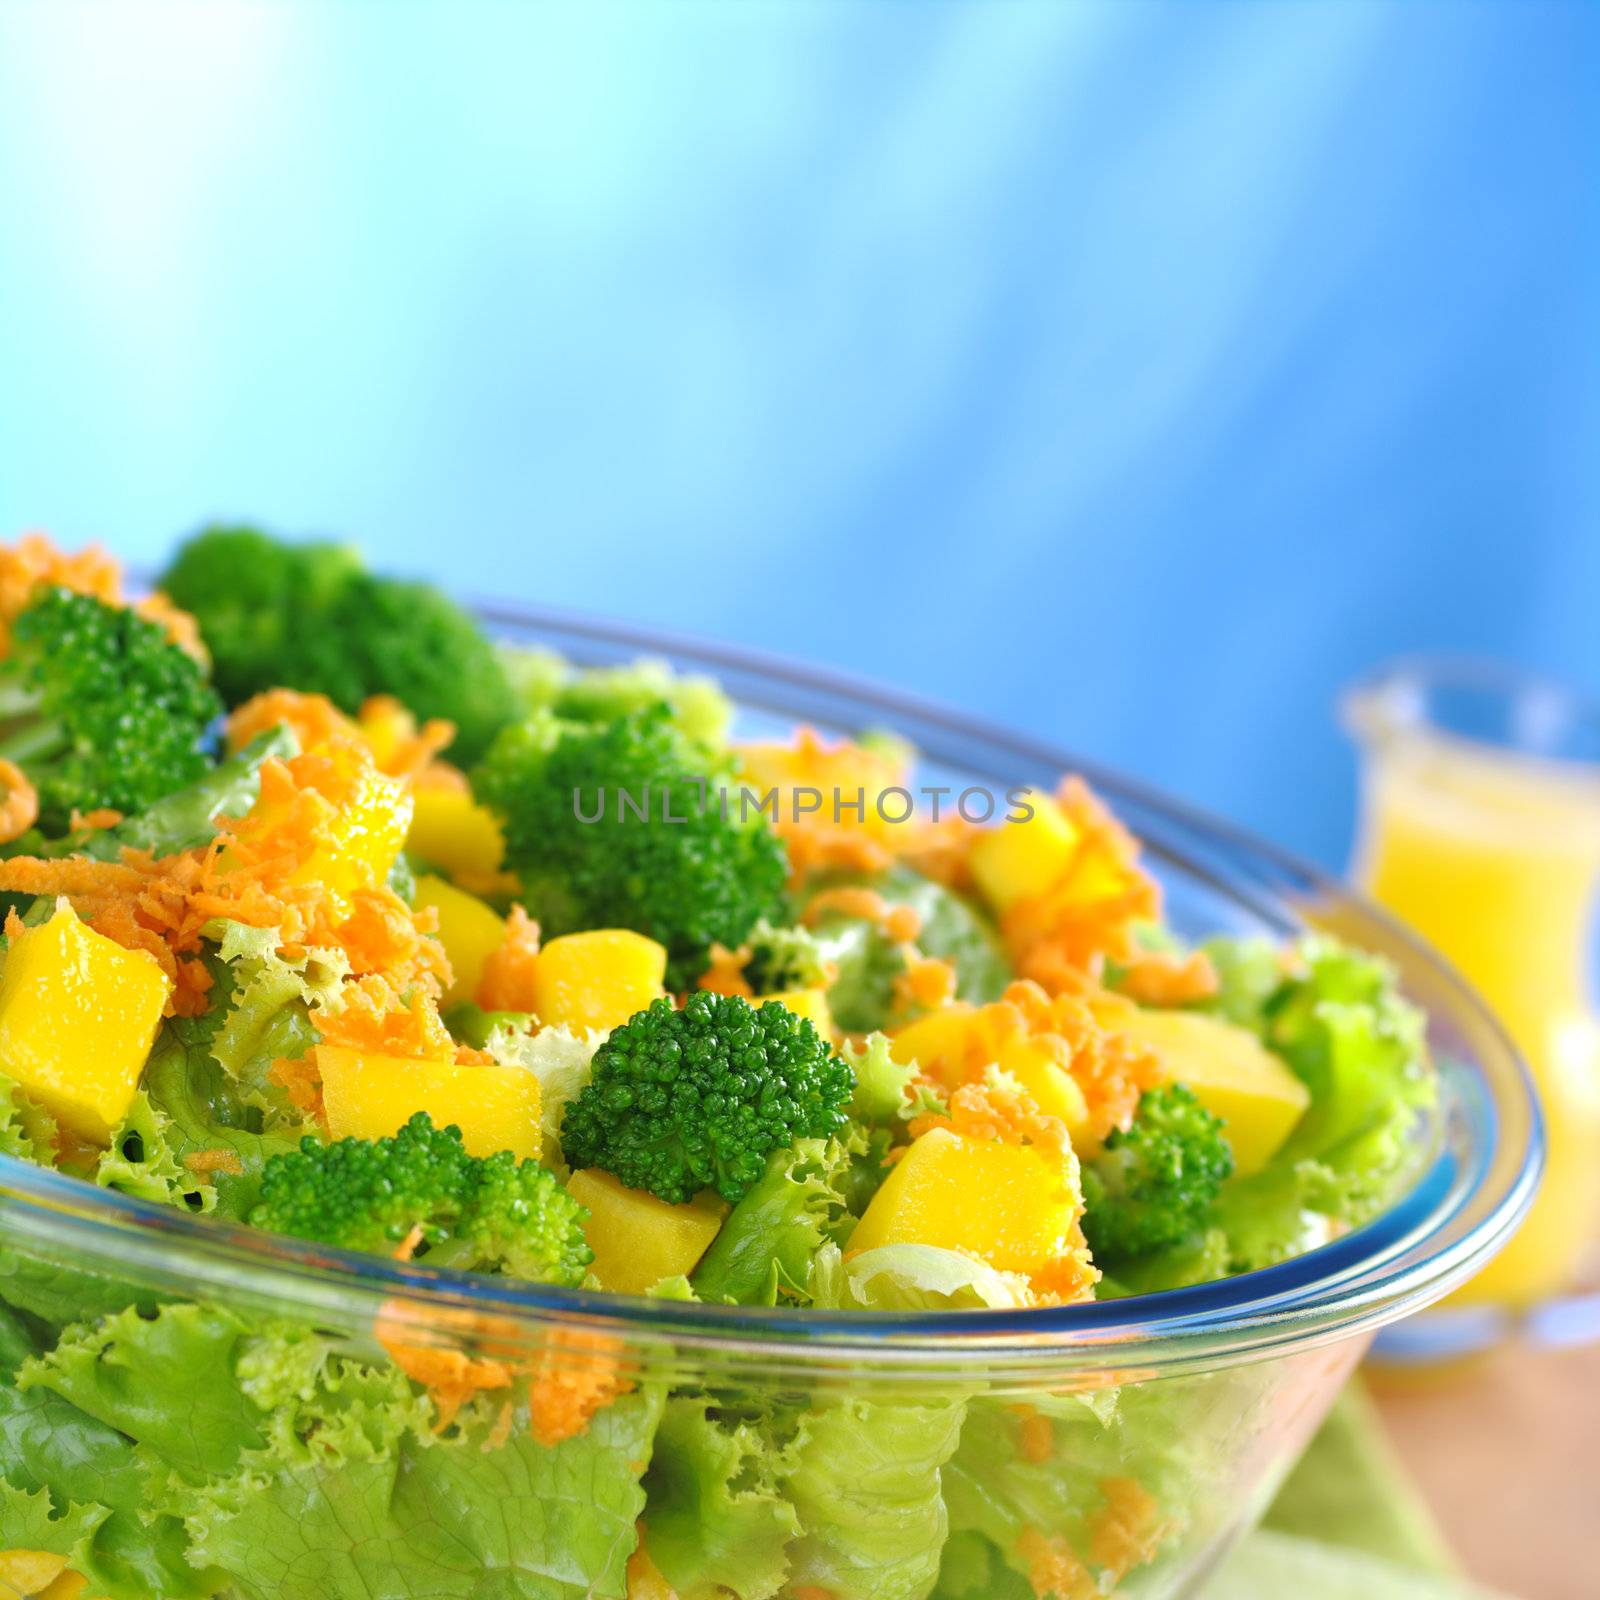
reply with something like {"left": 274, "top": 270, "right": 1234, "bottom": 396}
{"left": 0, "top": 601, "right": 1545, "bottom": 1375}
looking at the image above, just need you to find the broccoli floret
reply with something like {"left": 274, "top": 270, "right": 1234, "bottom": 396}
{"left": 561, "top": 992, "right": 855, "bottom": 1204}
{"left": 0, "top": 587, "right": 221, "bottom": 833}
{"left": 251, "top": 1112, "right": 592, "bottom": 1285}
{"left": 160, "top": 525, "right": 362, "bottom": 706}
{"left": 162, "top": 525, "right": 518, "bottom": 763}
{"left": 475, "top": 705, "right": 788, "bottom": 988}
{"left": 1080, "top": 1085, "right": 1234, "bottom": 1265}
{"left": 552, "top": 658, "right": 733, "bottom": 755}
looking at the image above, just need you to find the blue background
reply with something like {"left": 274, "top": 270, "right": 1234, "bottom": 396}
{"left": 0, "top": 0, "right": 1594, "bottom": 870}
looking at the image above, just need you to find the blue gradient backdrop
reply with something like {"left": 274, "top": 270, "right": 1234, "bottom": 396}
{"left": 1, "top": 1, "right": 1595, "bottom": 870}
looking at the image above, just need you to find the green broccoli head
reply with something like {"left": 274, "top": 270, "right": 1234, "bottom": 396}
{"left": 560, "top": 991, "right": 855, "bottom": 1204}
{"left": 1080, "top": 1084, "right": 1234, "bottom": 1265}
{"left": 160, "top": 524, "right": 363, "bottom": 706}
{"left": 475, "top": 704, "right": 789, "bottom": 988}
{"left": 250, "top": 1112, "right": 593, "bottom": 1286}
{"left": 161, "top": 525, "right": 518, "bottom": 764}
{"left": 0, "top": 587, "right": 221, "bottom": 833}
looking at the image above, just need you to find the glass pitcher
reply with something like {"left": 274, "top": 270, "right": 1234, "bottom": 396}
{"left": 1345, "top": 657, "right": 1600, "bottom": 1321}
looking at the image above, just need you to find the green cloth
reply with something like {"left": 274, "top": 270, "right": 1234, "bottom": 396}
{"left": 1214, "top": 1383, "right": 1513, "bottom": 1599}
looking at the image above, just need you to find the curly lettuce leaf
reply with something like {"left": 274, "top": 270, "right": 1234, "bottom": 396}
{"left": 0, "top": 1243, "right": 150, "bottom": 1331}
{"left": 187, "top": 1376, "right": 664, "bottom": 1600}
{"left": 19, "top": 1302, "right": 269, "bottom": 1486}
{"left": 781, "top": 1395, "right": 968, "bottom": 1600}
{"left": 691, "top": 1135, "right": 858, "bottom": 1306}
{"left": 204, "top": 920, "right": 346, "bottom": 1124}
{"left": 811, "top": 1243, "right": 1037, "bottom": 1312}
{"left": 483, "top": 1020, "right": 606, "bottom": 1169}
{"left": 0, "top": 1072, "right": 57, "bottom": 1165}
{"left": 0, "top": 1481, "right": 106, "bottom": 1556}
{"left": 141, "top": 1027, "right": 304, "bottom": 1221}
{"left": 931, "top": 1531, "right": 1035, "bottom": 1600}
{"left": 640, "top": 1396, "right": 801, "bottom": 1600}
{"left": 842, "top": 1032, "right": 922, "bottom": 1129}
{"left": 93, "top": 1089, "right": 215, "bottom": 1213}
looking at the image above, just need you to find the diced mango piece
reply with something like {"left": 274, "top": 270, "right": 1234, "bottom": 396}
{"left": 566, "top": 1168, "right": 728, "bottom": 1294}
{"left": 969, "top": 790, "right": 1080, "bottom": 911}
{"left": 36, "top": 1570, "right": 90, "bottom": 1600}
{"left": 890, "top": 1004, "right": 979, "bottom": 1080}
{"left": 414, "top": 874, "right": 506, "bottom": 1006}
{"left": 533, "top": 930, "right": 668, "bottom": 1034}
{"left": 758, "top": 987, "right": 833, "bottom": 1033}
{"left": 0, "top": 1550, "right": 70, "bottom": 1595}
{"left": 318, "top": 1045, "right": 541, "bottom": 1161}
{"left": 408, "top": 786, "right": 506, "bottom": 881}
{"left": 848, "top": 1128, "right": 1083, "bottom": 1283}
{"left": 996, "top": 1035, "right": 1091, "bottom": 1142}
{"left": 0, "top": 903, "right": 171, "bottom": 1144}
{"left": 1117, "top": 1008, "right": 1311, "bottom": 1176}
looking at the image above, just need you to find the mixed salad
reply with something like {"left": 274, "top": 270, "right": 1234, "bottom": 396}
{"left": 0, "top": 528, "right": 1437, "bottom": 1600}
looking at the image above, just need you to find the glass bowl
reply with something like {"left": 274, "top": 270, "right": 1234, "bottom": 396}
{"left": 0, "top": 606, "right": 1541, "bottom": 1600}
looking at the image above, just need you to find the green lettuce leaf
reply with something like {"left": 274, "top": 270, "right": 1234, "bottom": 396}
{"left": 0, "top": 1370, "right": 214, "bottom": 1598}
{"left": 0, "top": 1480, "right": 106, "bottom": 1556}
{"left": 19, "top": 1301, "right": 269, "bottom": 1484}
{"left": 482, "top": 1021, "right": 606, "bottom": 1170}
{"left": 0, "top": 1072, "right": 57, "bottom": 1165}
{"left": 93, "top": 1089, "right": 215, "bottom": 1213}
{"left": 781, "top": 1395, "right": 968, "bottom": 1600}
{"left": 811, "top": 1243, "right": 1037, "bottom": 1312}
{"left": 691, "top": 1135, "right": 857, "bottom": 1306}
{"left": 842, "top": 1033, "right": 922, "bottom": 1129}
{"left": 186, "top": 1372, "right": 664, "bottom": 1600}
{"left": 641, "top": 1396, "right": 801, "bottom": 1600}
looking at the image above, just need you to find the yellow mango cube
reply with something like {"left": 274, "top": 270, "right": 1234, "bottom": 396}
{"left": 848, "top": 1128, "right": 1083, "bottom": 1285}
{"left": 1117, "top": 1008, "right": 1311, "bottom": 1176}
{"left": 414, "top": 874, "right": 506, "bottom": 1006}
{"left": 318, "top": 1045, "right": 542, "bottom": 1161}
{"left": 532, "top": 930, "right": 668, "bottom": 1034}
{"left": 996, "top": 1035, "right": 1091, "bottom": 1142}
{"left": 758, "top": 988, "right": 833, "bottom": 1033}
{"left": 969, "top": 790, "right": 1081, "bottom": 911}
{"left": 890, "top": 1004, "right": 979, "bottom": 1082}
{"left": 0, "top": 1551, "right": 70, "bottom": 1596}
{"left": 566, "top": 1167, "right": 728, "bottom": 1294}
{"left": 408, "top": 786, "right": 506, "bottom": 881}
{"left": 0, "top": 903, "right": 171, "bottom": 1144}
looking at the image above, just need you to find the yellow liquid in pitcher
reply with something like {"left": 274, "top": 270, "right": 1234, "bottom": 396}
{"left": 1354, "top": 736, "right": 1600, "bottom": 1307}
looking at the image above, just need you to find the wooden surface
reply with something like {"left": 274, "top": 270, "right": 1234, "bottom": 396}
{"left": 1372, "top": 1341, "right": 1600, "bottom": 1600}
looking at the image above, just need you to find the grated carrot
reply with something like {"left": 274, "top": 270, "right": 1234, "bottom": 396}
{"left": 1011, "top": 1402, "right": 1054, "bottom": 1464}
{"left": 1115, "top": 948, "right": 1219, "bottom": 1006}
{"left": 183, "top": 1149, "right": 245, "bottom": 1178}
{"left": 695, "top": 942, "right": 755, "bottom": 999}
{"left": 1089, "top": 1475, "right": 1169, "bottom": 1577}
{"left": 1016, "top": 1527, "right": 1097, "bottom": 1600}
{"left": 474, "top": 904, "right": 542, "bottom": 1015}
{"left": 0, "top": 758, "right": 39, "bottom": 844}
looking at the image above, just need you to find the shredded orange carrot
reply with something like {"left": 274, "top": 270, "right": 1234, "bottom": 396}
{"left": 882, "top": 901, "right": 923, "bottom": 943}
{"left": 0, "top": 531, "right": 204, "bottom": 660}
{"left": 1016, "top": 1527, "right": 1097, "bottom": 1600}
{"left": 412, "top": 759, "right": 472, "bottom": 795}
{"left": 1116, "top": 948, "right": 1219, "bottom": 1006}
{"left": 525, "top": 1327, "right": 635, "bottom": 1447}
{"left": 802, "top": 886, "right": 889, "bottom": 928}
{"left": 227, "top": 688, "right": 360, "bottom": 756}
{"left": 1012, "top": 1402, "right": 1054, "bottom": 1464}
{"left": 736, "top": 727, "right": 909, "bottom": 884}
{"left": 315, "top": 977, "right": 457, "bottom": 1060}
{"left": 68, "top": 806, "right": 123, "bottom": 833}
{"left": 1001, "top": 777, "right": 1161, "bottom": 991}
{"left": 182, "top": 1149, "right": 245, "bottom": 1178}
{"left": 909, "top": 1075, "right": 1073, "bottom": 1165}
{"left": 0, "top": 757, "right": 39, "bottom": 844}
{"left": 268, "top": 1053, "right": 325, "bottom": 1121}
{"left": 1089, "top": 1476, "right": 1168, "bottom": 1577}
{"left": 474, "top": 904, "right": 542, "bottom": 1015}
{"left": 0, "top": 737, "right": 444, "bottom": 1018}
{"left": 695, "top": 941, "right": 755, "bottom": 998}
{"left": 895, "top": 954, "right": 957, "bottom": 1012}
